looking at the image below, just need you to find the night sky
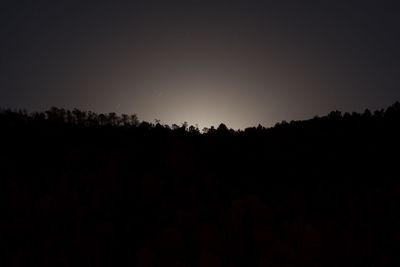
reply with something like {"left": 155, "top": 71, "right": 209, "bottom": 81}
{"left": 1, "top": 0, "right": 400, "bottom": 129}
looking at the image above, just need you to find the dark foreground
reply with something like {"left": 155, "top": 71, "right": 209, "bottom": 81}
{"left": 1, "top": 103, "right": 400, "bottom": 267}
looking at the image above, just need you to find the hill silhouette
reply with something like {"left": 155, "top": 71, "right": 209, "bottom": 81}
{"left": 1, "top": 102, "right": 400, "bottom": 267}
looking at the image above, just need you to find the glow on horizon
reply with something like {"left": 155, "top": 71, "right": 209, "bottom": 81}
{"left": 119, "top": 77, "right": 272, "bottom": 130}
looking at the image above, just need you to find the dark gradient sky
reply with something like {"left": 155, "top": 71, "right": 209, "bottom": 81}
{"left": 1, "top": 0, "right": 400, "bottom": 129}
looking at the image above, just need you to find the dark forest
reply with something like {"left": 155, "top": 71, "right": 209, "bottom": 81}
{"left": 1, "top": 102, "right": 400, "bottom": 267}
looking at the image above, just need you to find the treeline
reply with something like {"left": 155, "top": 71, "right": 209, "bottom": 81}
{"left": 1, "top": 101, "right": 400, "bottom": 134}
{"left": 1, "top": 102, "right": 400, "bottom": 267}
{"left": 0, "top": 107, "right": 140, "bottom": 128}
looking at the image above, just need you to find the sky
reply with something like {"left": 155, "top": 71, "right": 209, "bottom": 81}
{"left": 1, "top": 0, "right": 400, "bottom": 129}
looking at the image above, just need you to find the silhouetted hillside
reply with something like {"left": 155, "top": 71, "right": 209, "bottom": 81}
{"left": 1, "top": 103, "right": 400, "bottom": 267}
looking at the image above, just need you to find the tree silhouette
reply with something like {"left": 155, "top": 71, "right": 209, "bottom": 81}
{"left": 0, "top": 102, "right": 400, "bottom": 267}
